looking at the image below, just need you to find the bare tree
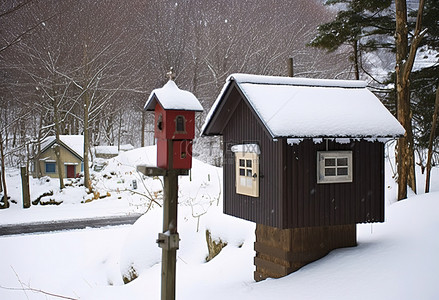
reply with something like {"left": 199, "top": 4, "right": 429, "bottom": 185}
{"left": 395, "top": 0, "right": 426, "bottom": 200}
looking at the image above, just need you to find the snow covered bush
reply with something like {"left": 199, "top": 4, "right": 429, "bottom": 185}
{"left": 119, "top": 212, "right": 162, "bottom": 284}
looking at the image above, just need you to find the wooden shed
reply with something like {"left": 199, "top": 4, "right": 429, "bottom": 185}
{"left": 202, "top": 74, "right": 404, "bottom": 281}
{"left": 32, "top": 135, "right": 84, "bottom": 179}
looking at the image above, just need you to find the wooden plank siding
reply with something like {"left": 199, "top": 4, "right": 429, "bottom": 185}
{"left": 223, "top": 99, "right": 284, "bottom": 228}
{"left": 284, "top": 139, "right": 384, "bottom": 228}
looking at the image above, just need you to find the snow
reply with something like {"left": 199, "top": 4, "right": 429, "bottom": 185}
{"left": 230, "top": 144, "right": 261, "bottom": 154}
{"left": 94, "top": 145, "right": 118, "bottom": 155}
{"left": 40, "top": 135, "right": 84, "bottom": 158}
{"left": 413, "top": 45, "right": 439, "bottom": 72}
{"left": 144, "top": 80, "right": 203, "bottom": 112}
{"left": 203, "top": 74, "right": 405, "bottom": 139}
{"left": 1, "top": 145, "right": 439, "bottom": 300}
{"left": 229, "top": 73, "right": 368, "bottom": 88}
{"left": 119, "top": 144, "right": 134, "bottom": 152}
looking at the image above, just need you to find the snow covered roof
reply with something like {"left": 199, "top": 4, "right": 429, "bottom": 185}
{"left": 40, "top": 135, "right": 84, "bottom": 159}
{"left": 144, "top": 80, "right": 203, "bottom": 112}
{"left": 119, "top": 144, "right": 134, "bottom": 151}
{"left": 94, "top": 146, "right": 118, "bottom": 155}
{"left": 202, "top": 73, "right": 405, "bottom": 139}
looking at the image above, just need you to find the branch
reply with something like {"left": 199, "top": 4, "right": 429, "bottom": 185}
{"left": 0, "top": 0, "right": 33, "bottom": 18}
{"left": 0, "top": 285, "right": 78, "bottom": 300}
{"left": 0, "top": 13, "right": 57, "bottom": 53}
{"left": 2, "top": 266, "right": 79, "bottom": 300}
{"left": 402, "top": 0, "right": 426, "bottom": 83}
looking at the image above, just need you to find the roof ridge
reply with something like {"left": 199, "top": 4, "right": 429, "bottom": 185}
{"left": 229, "top": 73, "right": 367, "bottom": 89}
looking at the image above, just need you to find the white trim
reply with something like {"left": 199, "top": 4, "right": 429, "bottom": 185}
{"left": 231, "top": 144, "right": 260, "bottom": 155}
{"left": 40, "top": 158, "right": 56, "bottom": 162}
{"left": 235, "top": 151, "right": 259, "bottom": 197}
{"left": 317, "top": 151, "right": 353, "bottom": 184}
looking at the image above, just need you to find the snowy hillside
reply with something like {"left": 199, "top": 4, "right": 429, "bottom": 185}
{"left": 1, "top": 145, "right": 438, "bottom": 300}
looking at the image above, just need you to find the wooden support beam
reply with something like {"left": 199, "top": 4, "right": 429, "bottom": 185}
{"left": 161, "top": 168, "right": 178, "bottom": 300}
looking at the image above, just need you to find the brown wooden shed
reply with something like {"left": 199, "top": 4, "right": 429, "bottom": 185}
{"left": 202, "top": 73, "right": 404, "bottom": 281}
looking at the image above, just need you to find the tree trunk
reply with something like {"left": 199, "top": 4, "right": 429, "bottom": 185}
{"left": 141, "top": 109, "right": 145, "bottom": 148}
{"left": 425, "top": 83, "right": 439, "bottom": 193}
{"left": 0, "top": 131, "right": 9, "bottom": 209}
{"left": 53, "top": 92, "right": 65, "bottom": 190}
{"left": 35, "top": 116, "right": 43, "bottom": 178}
{"left": 82, "top": 41, "right": 91, "bottom": 192}
{"left": 395, "top": 0, "right": 425, "bottom": 200}
{"left": 117, "top": 111, "right": 122, "bottom": 151}
{"left": 83, "top": 88, "right": 91, "bottom": 191}
{"left": 353, "top": 40, "right": 360, "bottom": 80}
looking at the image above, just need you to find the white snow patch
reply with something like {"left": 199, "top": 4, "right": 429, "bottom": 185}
{"left": 144, "top": 80, "right": 203, "bottom": 111}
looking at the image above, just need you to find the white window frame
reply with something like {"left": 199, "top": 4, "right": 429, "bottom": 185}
{"left": 317, "top": 151, "right": 353, "bottom": 184}
{"left": 232, "top": 144, "right": 260, "bottom": 197}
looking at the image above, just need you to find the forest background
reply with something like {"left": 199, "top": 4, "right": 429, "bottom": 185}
{"left": 0, "top": 0, "right": 438, "bottom": 199}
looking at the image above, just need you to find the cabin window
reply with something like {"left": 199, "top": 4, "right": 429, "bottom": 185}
{"left": 232, "top": 144, "right": 260, "bottom": 197}
{"left": 317, "top": 151, "right": 352, "bottom": 183}
{"left": 175, "top": 115, "right": 186, "bottom": 133}
{"left": 45, "top": 162, "right": 56, "bottom": 173}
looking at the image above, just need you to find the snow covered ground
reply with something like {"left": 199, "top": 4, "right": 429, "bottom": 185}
{"left": 1, "top": 145, "right": 439, "bottom": 300}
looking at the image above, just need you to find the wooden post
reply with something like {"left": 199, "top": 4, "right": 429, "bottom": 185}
{"left": 161, "top": 169, "right": 178, "bottom": 300}
{"left": 287, "top": 57, "right": 294, "bottom": 77}
{"left": 160, "top": 140, "right": 178, "bottom": 300}
{"left": 21, "top": 166, "right": 30, "bottom": 208}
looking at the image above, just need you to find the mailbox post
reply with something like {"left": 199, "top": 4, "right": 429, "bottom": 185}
{"left": 138, "top": 70, "right": 203, "bottom": 300}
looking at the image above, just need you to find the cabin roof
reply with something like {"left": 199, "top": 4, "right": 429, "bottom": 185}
{"left": 144, "top": 80, "right": 203, "bottom": 112}
{"left": 94, "top": 145, "right": 118, "bottom": 155}
{"left": 40, "top": 135, "right": 84, "bottom": 160}
{"left": 202, "top": 73, "right": 405, "bottom": 139}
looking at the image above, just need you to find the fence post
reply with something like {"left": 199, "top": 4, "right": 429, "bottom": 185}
{"left": 21, "top": 166, "right": 30, "bottom": 208}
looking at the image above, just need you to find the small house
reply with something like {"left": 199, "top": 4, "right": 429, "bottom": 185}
{"left": 33, "top": 135, "right": 84, "bottom": 179}
{"left": 202, "top": 74, "right": 404, "bottom": 281}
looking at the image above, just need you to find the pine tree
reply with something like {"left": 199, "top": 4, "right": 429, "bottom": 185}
{"left": 408, "top": 0, "right": 439, "bottom": 192}
{"left": 308, "top": 0, "right": 394, "bottom": 79}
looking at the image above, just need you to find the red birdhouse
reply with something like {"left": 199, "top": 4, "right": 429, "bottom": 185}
{"left": 144, "top": 78, "right": 203, "bottom": 170}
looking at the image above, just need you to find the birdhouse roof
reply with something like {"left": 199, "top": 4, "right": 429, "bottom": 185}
{"left": 144, "top": 80, "right": 203, "bottom": 112}
{"left": 202, "top": 73, "right": 405, "bottom": 139}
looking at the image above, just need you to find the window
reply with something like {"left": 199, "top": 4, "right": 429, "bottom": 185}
{"left": 45, "top": 162, "right": 56, "bottom": 173}
{"left": 175, "top": 115, "right": 186, "bottom": 133}
{"left": 317, "top": 151, "right": 352, "bottom": 183}
{"left": 232, "top": 144, "right": 260, "bottom": 197}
